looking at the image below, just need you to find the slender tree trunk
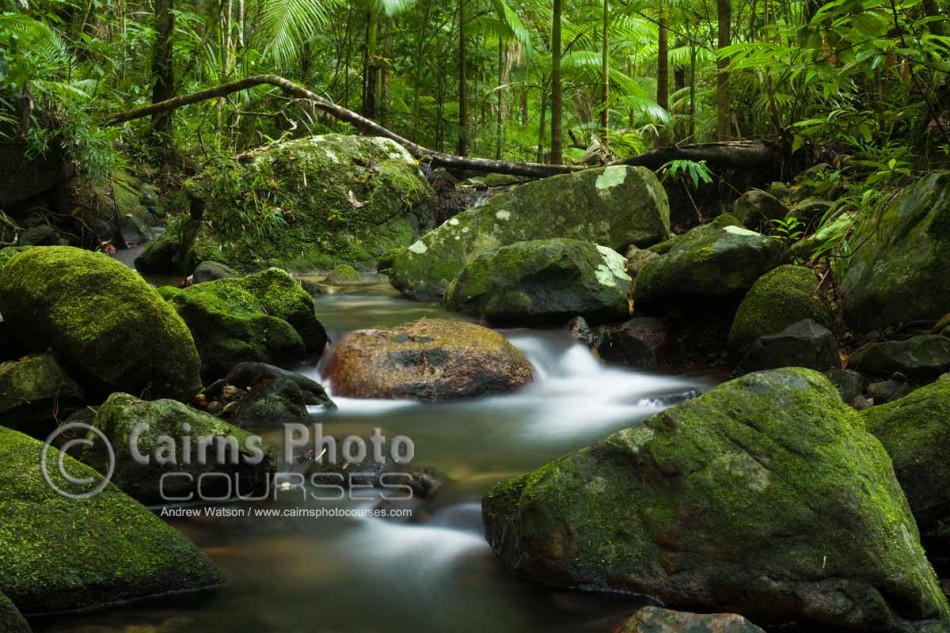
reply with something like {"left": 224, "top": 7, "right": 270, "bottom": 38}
{"left": 458, "top": 0, "right": 468, "bottom": 156}
{"left": 380, "top": 27, "right": 392, "bottom": 128}
{"left": 600, "top": 0, "right": 610, "bottom": 145}
{"left": 550, "top": 0, "right": 564, "bottom": 164}
{"left": 537, "top": 87, "right": 548, "bottom": 163}
{"left": 922, "top": 0, "right": 944, "bottom": 35}
{"left": 717, "top": 0, "right": 732, "bottom": 141}
{"left": 657, "top": 0, "right": 670, "bottom": 144}
{"left": 496, "top": 39, "right": 504, "bottom": 160}
{"left": 151, "top": 0, "right": 175, "bottom": 137}
{"left": 364, "top": 7, "right": 379, "bottom": 119}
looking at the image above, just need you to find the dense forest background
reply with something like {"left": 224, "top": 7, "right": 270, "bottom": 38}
{"left": 0, "top": 0, "right": 948, "bottom": 209}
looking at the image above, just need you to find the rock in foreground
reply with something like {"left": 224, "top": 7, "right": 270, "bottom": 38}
{"left": 390, "top": 165, "right": 670, "bottom": 300}
{"left": 483, "top": 368, "right": 949, "bottom": 632}
{"left": 612, "top": 607, "right": 765, "bottom": 633}
{"left": 445, "top": 239, "right": 632, "bottom": 326}
{"left": 325, "top": 318, "right": 533, "bottom": 400}
{"left": 0, "top": 426, "right": 223, "bottom": 615}
{"left": 0, "top": 246, "right": 202, "bottom": 401}
{"left": 0, "top": 592, "right": 29, "bottom": 633}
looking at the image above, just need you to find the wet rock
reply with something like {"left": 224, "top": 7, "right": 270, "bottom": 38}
{"left": 0, "top": 592, "right": 30, "bottom": 633}
{"left": 594, "top": 317, "right": 677, "bottom": 369}
{"left": 728, "top": 265, "right": 834, "bottom": 363}
{"left": 191, "top": 260, "right": 238, "bottom": 283}
{"left": 0, "top": 246, "right": 202, "bottom": 401}
{"left": 325, "top": 264, "right": 364, "bottom": 285}
{"left": 389, "top": 165, "right": 670, "bottom": 300}
{"left": 850, "top": 335, "right": 950, "bottom": 382}
{"left": 325, "top": 318, "right": 533, "bottom": 401}
{"left": 0, "top": 353, "right": 84, "bottom": 438}
{"left": 866, "top": 373, "right": 913, "bottom": 404}
{"left": 445, "top": 239, "right": 632, "bottom": 327}
{"left": 826, "top": 368, "right": 867, "bottom": 406}
{"left": 733, "top": 319, "right": 838, "bottom": 375}
{"left": 612, "top": 607, "right": 765, "bottom": 633}
{"left": 842, "top": 171, "right": 950, "bottom": 331}
{"left": 202, "top": 362, "right": 335, "bottom": 426}
{"left": 0, "top": 426, "right": 223, "bottom": 615}
{"left": 634, "top": 220, "right": 788, "bottom": 307}
{"left": 863, "top": 379, "right": 950, "bottom": 547}
{"left": 484, "top": 368, "right": 949, "bottom": 631}
{"left": 81, "top": 392, "right": 276, "bottom": 504}
{"left": 163, "top": 268, "right": 329, "bottom": 381}
{"left": 732, "top": 188, "right": 788, "bottom": 229}
{"left": 624, "top": 245, "right": 658, "bottom": 278}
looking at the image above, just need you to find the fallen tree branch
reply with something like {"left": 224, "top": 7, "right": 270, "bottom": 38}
{"left": 108, "top": 75, "right": 578, "bottom": 178}
{"left": 108, "top": 74, "right": 778, "bottom": 178}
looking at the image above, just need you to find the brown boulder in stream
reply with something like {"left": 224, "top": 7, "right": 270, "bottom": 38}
{"left": 324, "top": 318, "right": 533, "bottom": 401}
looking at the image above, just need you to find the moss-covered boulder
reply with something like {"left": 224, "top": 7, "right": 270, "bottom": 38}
{"left": 0, "top": 354, "right": 84, "bottom": 438}
{"left": 175, "top": 134, "right": 435, "bottom": 271}
{"left": 0, "top": 246, "right": 202, "bottom": 401}
{"left": 728, "top": 265, "right": 834, "bottom": 361}
{"left": 863, "top": 380, "right": 950, "bottom": 539}
{"left": 633, "top": 223, "right": 788, "bottom": 306}
{"left": 325, "top": 318, "right": 534, "bottom": 400}
{"left": 445, "top": 239, "right": 632, "bottom": 327}
{"left": 0, "top": 426, "right": 223, "bottom": 615}
{"left": 0, "top": 592, "right": 29, "bottom": 633}
{"left": 191, "top": 260, "right": 238, "bottom": 283}
{"left": 389, "top": 165, "right": 670, "bottom": 300}
{"left": 732, "top": 188, "right": 788, "bottom": 229}
{"left": 202, "top": 362, "right": 336, "bottom": 427}
{"left": 614, "top": 607, "right": 765, "bottom": 633}
{"left": 842, "top": 171, "right": 950, "bottom": 332}
{"left": 850, "top": 335, "right": 950, "bottom": 382}
{"left": 81, "top": 393, "right": 275, "bottom": 504}
{"left": 733, "top": 319, "right": 839, "bottom": 375}
{"left": 165, "top": 268, "right": 329, "bottom": 381}
{"left": 483, "top": 368, "right": 949, "bottom": 631}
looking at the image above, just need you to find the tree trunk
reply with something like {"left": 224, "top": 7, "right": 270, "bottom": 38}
{"left": 600, "top": 0, "right": 610, "bottom": 145}
{"left": 550, "top": 0, "right": 564, "bottom": 165}
{"left": 458, "top": 0, "right": 468, "bottom": 156}
{"left": 364, "top": 7, "right": 379, "bottom": 119}
{"left": 922, "top": 0, "right": 944, "bottom": 35}
{"left": 151, "top": 0, "right": 175, "bottom": 136}
{"left": 717, "top": 0, "right": 732, "bottom": 141}
{"left": 657, "top": 0, "right": 670, "bottom": 144}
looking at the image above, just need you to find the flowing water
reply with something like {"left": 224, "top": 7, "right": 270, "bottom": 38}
{"left": 38, "top": 282, "right": 718, "bottom": 633}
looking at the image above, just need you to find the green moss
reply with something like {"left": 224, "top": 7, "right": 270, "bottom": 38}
{"left": 389, "top": 165, "right": 670, "bottom": 300}
{"left": 326, "top": 264, "right": 362, "bottom": 284}
{"left": 728, "top": 265, "right": 834, "bottom": 361}
{"left": 81, "top": 393, "right": 275, "bottom": 503}
{"left": 0, "top": 592, "right": 29, "bottom": 633}
{"left": 0, "top": 426, "right": 223, "bottom": 616}
{"left": 0, "top": 246, "right": 202, "bottom": 401}
{"left": 483, "top": 368, "right": 950, "bottom": 630}
{"left": 169, "top": 135, "right": 435, "bottom": 272}
{"left": 0, "top": 354, "right": 84, "bottom": 437}
{"left": 168, "top": 268, "right": 327, "bottom": 380}
{"left": 444, "top": 239, "right": 632, "bottom": 326}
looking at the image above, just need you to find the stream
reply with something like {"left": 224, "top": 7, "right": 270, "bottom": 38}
{"left": 37, "top": 282, "right": 718, "bottom": 633}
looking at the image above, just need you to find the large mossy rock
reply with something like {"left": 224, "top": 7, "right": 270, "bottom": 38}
{"left": 0, "top": 246, "right": 202, "bottom": 401}
{"left": 389, "top": 166, "right": 670, "bottom": 300}
{"left": 0, "top": 353, "right": 84, "bottom": 438}
{"left": 851, "top": 335, "right": 950, "bottom": 382}
{"left": 81, "top": 393, "right": 275, "bottom": 504}
{"left": 613, "top": 607, "right": 765, "bottom": 633}
{"left": 181, "top": 134, "right": 436, "bottom": 271}
{"left": 164, "top": 268, "right": 328, "bottom": 381}
{"left": 0, "top": 592, "right": 29, "bottom": 633}
{"left": 862, "top": 379, "right": 950, "bottom": 534}
{"left": 444, "top": 239, "right": 632, "bottom": 326}
{"left": 732, "top": 188, "right": 788, "bottom": 230}
{"left": 728, "top": 265, "right": 834, "bottom": 362}
{"left": 633, "top": 222, "right": 788, "bottom": 306}
{"left": 0, "top": 426, "right": 223, "bottom": 615}
{"left": 483, "top": 368, "right": 949, "bottom": 632}
{"left": 324, "top": 318, "right": 534, "bottom": 400}
{"left": 842, "top": 171, "right": 950, "bottom": 332}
